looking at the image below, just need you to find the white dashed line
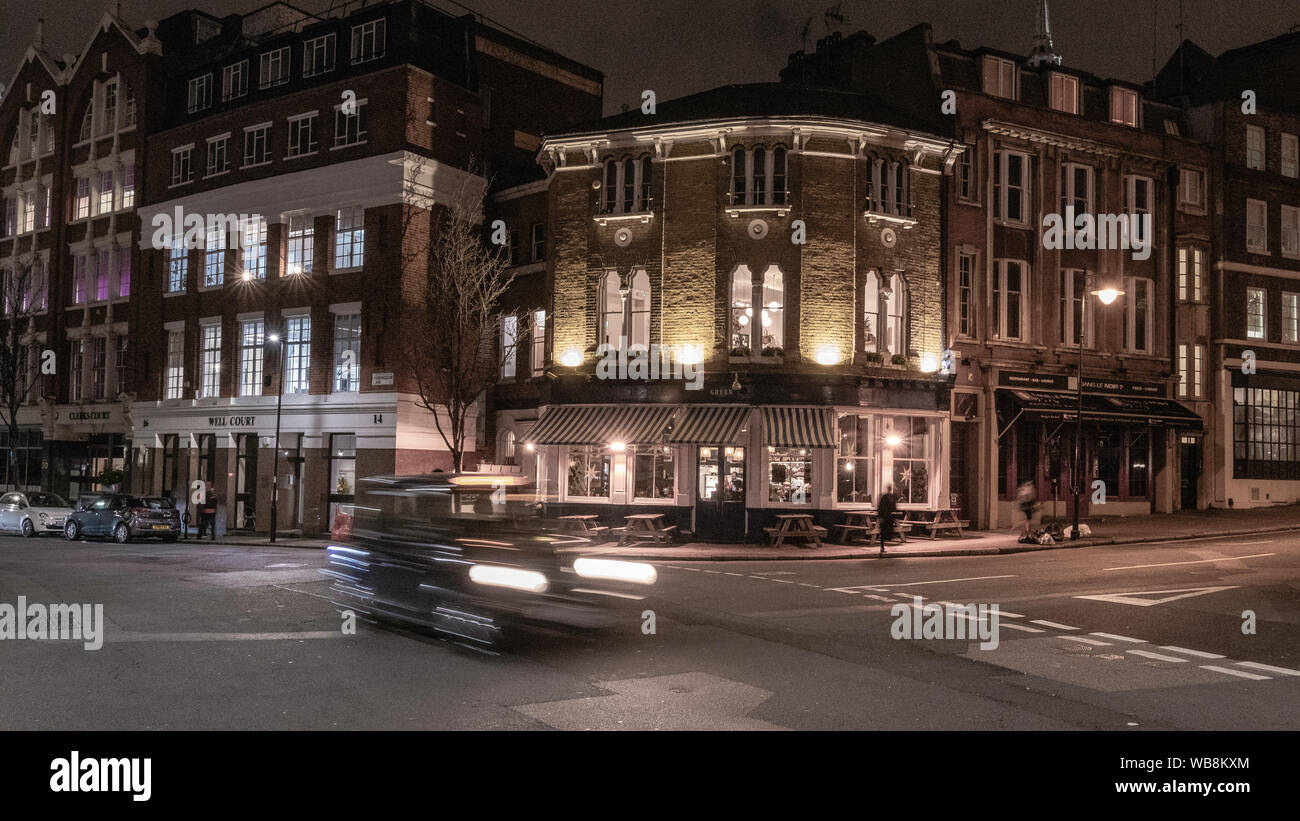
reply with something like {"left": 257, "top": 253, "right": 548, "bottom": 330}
{"left": 1061, "top": 636, "right": 1112, "bottom": 646}
{"left": 1201, "top": 665, "right": 1271, "bottom": 681}
{"left": 724, "top": 572, "right": 746, "bottom": 577}
{"left": 885, "top": 575, "right": 1017, "bottom": 587}
{"left": 700, "top": 569, "right": 722, "bottom": 574}
{"left": 1090, "top": 632, "right": 1146, "bottom": 643}
{"left": 1235, "top": 661, "right": 1300, "bottom": 677}
{"left": 1030, "top": 620, "right": 1079, "bottom": 631}
{"left": 769, "top": 578, "right": 794, "bottom": 584}
{"left": 1000, "top": 622, "right": 1045, "bottom": 633}
{"left": 798, "top": 582, "right": 821, "bottom": 588}
{"left": 1103, "top": 553, "right": 1274, "bottom": 571}
{"left": 1159, "top": 646, "right": 1225, "bottom": 659}
{"left": 1127, "top": 649, "right": 1189, "bottom": 663}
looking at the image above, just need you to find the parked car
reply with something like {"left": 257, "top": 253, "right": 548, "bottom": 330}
{"left": 0, "top": 491, "right": 76, "bottom": 537}
{"left": 64, "top": 494, "right": 181, "bottom": 543}
{"left": 325, "top": 473, "right": 657, "bottom": 648}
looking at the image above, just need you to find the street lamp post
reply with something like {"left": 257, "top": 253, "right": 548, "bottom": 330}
{"left": 268, "top": 325, "right": 285, "bottom": 543}
{"left": 1072, "top": 281, "right": 1123, "bottom": 541}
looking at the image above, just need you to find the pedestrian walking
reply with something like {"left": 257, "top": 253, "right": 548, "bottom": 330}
{"left": 877, "top": 484, "right": 899, "bottom": 557}
{"left": 198, "top": 480, "right": 218, "bottom": 540}
{"left": 1016, "top": 480, "right": 1038, "bottom": 535}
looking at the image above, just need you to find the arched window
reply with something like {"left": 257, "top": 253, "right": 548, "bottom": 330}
{"left": 730, "top": 264, "right": 753, "bottom": 350}
{"left": 752, "top": 147, "right": 767, "bottom": 204}
{"left": 622, "top": 157, "right": 635, "bottom": 213}
{"left": 601, "top": 156, "right": 652, "bottom": 215}
{"left": 731, "top": 147, "right": 747, "bottom": 204}
{"left": 639, "top": 155, "right": 652, "bottom": 209}
{"left": 102, "top": 79, "right": 118, "bottom": 135}
{"left": 884, "top": 273, "right": 906, "bottom": 355}
{"left": 78, "top": 100, "right": 94, "bottom": 143}
{"left": 502, "top": 430, "right": 517, "bottom": 466}
{"left": 772, "top": 148, "right": 787, "bottom": 205}
{"left": 603, "top": 160, "right": 617, "bottom": 213}
{"left": 864, "top": 270, "right": 905, "bottom": 355}
{"left": 628, "top": 268, "right": 651, "bottom": 351}
{"left": 761, "top": 265, "right": 784, "bottom": 350}
{"left": 864, "top": 270, "right": 880, "bottom": 351}
{"left": 599, "top": 270, "right": 624, "bottom": 348}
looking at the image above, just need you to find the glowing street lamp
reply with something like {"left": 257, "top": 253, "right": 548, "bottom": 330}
{"left": 1071, "top": 280, "right": 1124, "bottom": 540}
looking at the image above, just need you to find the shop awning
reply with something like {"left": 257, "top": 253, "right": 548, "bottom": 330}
{"left": 999, "top": 389, "right": 1203, "bottom": 428}
{"left": 525, "top": 404, "right": 676, "bottom": 446}
{"left": 761, "top": 406, "right": 836, "bottom": 447}
{"left": 668, "top": 405, "right": 751, "bottom": 444}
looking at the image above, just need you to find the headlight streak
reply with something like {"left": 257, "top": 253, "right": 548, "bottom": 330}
{"left": 572, "top": 558, "right": 658, "bottom": 585}
{"left": 468, "top": 564, "right": 549, "bottom": 593}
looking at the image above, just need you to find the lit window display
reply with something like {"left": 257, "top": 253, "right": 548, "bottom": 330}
{"left": 768, "top": 447, "right": 812, "bottom": 503}
{"left": 836, "top": 414, "right": 876, "bottom": 503}
{"left": 889, "top": 416, "right": 931, "bottom": 504}
{"left": 634, "top": 447, "right": 675, "bottom": 499}
{"left": 567, "top": 447, "right": 611, "bottom": 498}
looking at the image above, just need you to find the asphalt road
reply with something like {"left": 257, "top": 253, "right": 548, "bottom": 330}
{"left": 1, "top": 530, "right": 1296, "bottom": 730}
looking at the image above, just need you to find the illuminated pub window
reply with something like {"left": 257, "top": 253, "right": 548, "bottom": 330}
{"left": 1234, "top": 387, "right": 1300, "bottom": 479}
{"left": 890, "top": 416, "right": 931, "bottom": 505}
{"left": 768, "top": 447, "right": 812, "bottom": 503}
{"left": 567, "top": 447, "right": 611, "bottom": 498}
{"left": 633, "top": 446, "right": 674, "bottom": 500}
{"left": 836, "top": 414, "right": 875, "bottom": 503}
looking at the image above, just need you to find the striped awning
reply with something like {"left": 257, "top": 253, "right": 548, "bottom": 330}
{"left": 668, "top": 405, "right": 751, "bottom": 444}
{"left": 761, "top": 406, "right": 836, "bottom": 448}
{"left": 525, "top": 404, "right": 676, "bottom": 446}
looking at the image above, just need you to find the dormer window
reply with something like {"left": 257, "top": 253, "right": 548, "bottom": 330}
{"left": 1109, "top": 87, "right": 1139, "bottom": 127}
{"left": 600, "top": 155, "right": 652, "bottom": 215}
{"left": 1049, "top": 73, "right": 1078, "bottom": 114}
{"left": 730, "top": 146, "right": 787, "bottom": 207}
{"left": 982, "top": 55, "right": 1017, "bottom": 100}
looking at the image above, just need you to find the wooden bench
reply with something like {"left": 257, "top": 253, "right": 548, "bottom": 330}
{"left": 763, "top": 525, "right": 827, "bottom": 548}
{"left": 830, "top": 523, "right": 879, "bottom": 544}
{"left": 615, "top": 524, "right": 677, "bottom": 545}
{"left": 908, "top": 519, "right": 970, "bottom": 539}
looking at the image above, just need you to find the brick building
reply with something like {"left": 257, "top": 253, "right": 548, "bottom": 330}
{"left": 785, "top": 12, "right": 1208, "bottom": 529}
{"left": 1153, "top": 32, "right": 1300, "bottom": 509}
{"left": 518, "top": 83, "right": 956, "bottom": 541}
{"left": 125, "top": 0, "right": 600, "bottom": 535}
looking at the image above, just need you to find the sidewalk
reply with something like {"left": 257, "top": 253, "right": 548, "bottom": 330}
{"left": 202, "top": 503, "right": 1300, "bottom": 560}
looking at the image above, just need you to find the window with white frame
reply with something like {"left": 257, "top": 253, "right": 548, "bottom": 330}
{"left": 500, "top": 314, "right": 518, "bottom": 380}
{"left": 769, "top": 446, "right": 813, "bottom": 504}
{"left": 1178, "top": 246, "right": 1203, "bottom": 302}
{"left": 566, "top": 447, "right": 611, "bottom": 499}
{"left": 1060, "top": 162, "right": 1093, "bottom": 218}
{"left": 351, "top": 19, "right": 386, "bottom": 63}
{"left": 1060, "top": 269, "right": 1092, "bottom": 346}
{"left": 243, "top": 124, "right": 270, "bottom": 167}
{"left": 1282, "top": 133, "right": 1299, "bottom": 179}
{"left": 334, "top": 206, "right": 364, "bottom": 269}
{"left": 1125, "top": 175, "right": 1153, "bottom": 244}
{"left": 242, "top": 216, "right": 267, "bottom": 279}
{"left": 1123, "top": 277, "right": 1153, "bottom": 353}
{"left": 957, "top": 252, "right": 975, "bottom": 337}
{"left": 204, "top": 223, "right": 225, "bottom": 287}
{"left": 78, "top": 100, "right": 93, "bottom": 143}
{"left": 530, "top": 222, "right": 546, "bottom": 262}
{"left": 992, "top": 259, "right": 1026, "bottom": 341}
{"left": 117, "top": 245, "right": 130, "bottom": 298}
{"left": 166, "top": 329, "right": 185, "bottom": 399}
{"left": 600, "top": 270, "right": 624, "bottom": 349}
{"left": 284, "top": 315, "right": 311, "bottom": 394}
{"left": 120, "top": 165, "right": 134, "bottom": 209}
{"left": 633, "top": 446, "right": 675, "bottom": 500}
{"left": 1246, "top": 125, "right": 1265, "bottom": 170}
{"left": 168, "top": 236, "right": 188, "bottom": 292}
{"left": 200, "top": 322, "right": 222, "bottom": 398}
{"left": 1284, "top": 292, "right": 1299, "bottom": 344}
{"left": 531, "top": 309, "right": 546, "bottom": 375}
{"left": 97, "top": 170, "right": 114, "bottom": 215}
{"left": 982, "top": 55, "right": 1017, "bottom": 99}
{"left": 865, "top": 154, "right": 907, "bottom": 216}
{"left": 70, "top": 339, "right": 84, "bottom": 401}
{"left": 238, "top": 319, "right": 265, "bottom": 396}
{"left": 1179, "top": 167, "right": 1204, "bottom": 210}
{"left": 260, "top": 46, "right": 290, "bottom": 88}
{"left": 187, "top": 74, "right": 212, "bottom": 113}
{"left": 889, "top": 415, "right": 933, "bottom": 505}
{"left": 836, "top": 413, "right": 876, "bottom": 504}
{"left": 864, "top": 270, "right": 906, "bottom": 355}
{"left": 993, "top": 149, "right": 1028, "bottom": 224}
{"left": 1246, "top": 287, "right": 1266, "bottom": 339}
{"left": 1246, "top": 199, "right": 1268, "bottom": 253}
{"left": 72, "top": 255, "right": 87, "bottom": 303}
{"left": 171, "top": 146, "right": 193, "bottom": 186}
{"left": 101, "top": 81, "right": 118, "bottom": 134}
{"left": 1050, "top": 73, "right": 1078, "bottom": 114}
{"left": 18, "top": 191, "right": 33, "bottom": 232}
{"left": 287, "top": 214, "right": 313, "bottom": 274}
{"left": 957, "top": 143, "right": 976, "bottom": 202}
{"left": 303, "top": 33, "right": 336, "bottom": 78}
{"left": 334, "top": 100, "right": 366, "bottom": 148}
{"left": 94, "top": 249, "right": 110, "bottom": 301}
{"left": 1193, "top": 345, "right": 1203, "bottom": 398}
{"left": 287, "top": 113, "right": 317, "bottom": 158}
{"left": 114, "top": 336, "right": 127, "bottom": 393}
{"left": 730, "top": 146, "right": 788, "bottom": 207}
{"left": 1282, "top": 205, "right": 1300, "bottom": 258}
{"left": 222, "top": 61, "right": 248, "bottom": 101}
{"left": 1178, "top": 343, "right": 1189, "bottom": 398}
{"left": 627, "top": 268, "right": 651, "bottom": 352}
{"left": 601, "top": 156, "right": 653, "bottom": 214}
{"left": 206, "top": 135, "right": 229, "bottom": 176}
{"left": 332, "top": 312, "right": 361, "bottom": 392}
{"left": 1109, "top": 86, "right": 1139, "bottom": 127}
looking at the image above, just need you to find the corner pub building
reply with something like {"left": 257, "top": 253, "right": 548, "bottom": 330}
{"left": 502, "top": 83, "right": 960, "bottom": 541}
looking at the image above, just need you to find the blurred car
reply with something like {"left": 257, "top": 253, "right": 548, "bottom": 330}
{"left": 0, "top": 491, "right": 75, "bottom": 537}
{"left": 324, "top": 473, "right": 657, "bottom": 648}
{"left": 64, "top": 494, "right": 181, "bottom": 543}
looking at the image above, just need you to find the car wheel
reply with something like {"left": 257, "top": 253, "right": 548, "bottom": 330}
{"left": 113, "top": 523, "right": 130, "bottom": 544}
{"left": 21, "top": 519, "right": 35, "bottom": 538}
{"left": 64, "top": 520, "right": 80, "bottom": 541}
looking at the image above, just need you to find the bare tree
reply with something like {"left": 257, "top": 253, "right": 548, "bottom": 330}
{"left": 401, "top": 164, "right": 527, "bottom": 472}
{"left": 0, "top": 258, "right": 42, "bottom": 490}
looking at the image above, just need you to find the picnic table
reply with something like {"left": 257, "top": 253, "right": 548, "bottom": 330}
{"left": 614, "top": 513, "right": 677, "bottom": 545}
{"left": 557, "top": 514, "right": 609, "bottom": 537}
{"left": 829, "top": 510, "right": 912, "bottom": 544}
{"left": 763, "top": 513, "right": 826, "bottom": 548}
{"left": 901, "top": 508, "right": 970, "bottom": 539}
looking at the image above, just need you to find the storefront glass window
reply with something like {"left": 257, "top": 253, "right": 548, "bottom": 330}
{"left": 836, "top": 414, "right": 875, "bottom": 503}
{"left": 329, "top": 433, "right": 356, "bottom": 531}
{"left": 567, "top": 447, "right": 611, "bottom": 498}
{"left": 1095, "top": 432, "right": 1121, "bottom": 499}
{"left": 890, "top": 416, "right": 931, "bottom": 505}
{"left": 768, "top": 447, "right": 812, "bottom": 504}
{"left": 633, "top": 447, "right": 674, "bottom": 500}
{"left": 1129, "top": 430, "right": 1149, "bottom": 498}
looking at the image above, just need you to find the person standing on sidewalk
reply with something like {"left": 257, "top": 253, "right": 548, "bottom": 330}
{"left": 198, "top": 481, "right": 218, "bottom": 540}
{"left": 877, "top": 484, "right": 899, "bottom": 557}
{"left": 1016, "top": 480, "right": 1038, "bottom": 535}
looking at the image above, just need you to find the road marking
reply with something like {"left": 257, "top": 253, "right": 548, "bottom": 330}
{"left": 1075, "top": 586, "right": 1239, "bottom": 607}
{"left": 1000, "top": 622, "right": 1045, "bottom": 633}
{"left": 997, "top": 611, "right": 1026, "bottom": 618}
{"left": 724, "top": 572, "right": 746, "bottom": 577}
{"left": 827, "top": 585, "right": 886, "bottom": 593}
{"left": 109, "top": 631, "right": 345, "bottom": 643}
{"left": 1127, "top": 649, "right": 1189, "bottom": 663}
{"left": 677, "top": 566, "right": 702, "bottom": 572}
{"left": 1235, "top": 661, "right": 1300, "bottom": 677}
{"left": 885, "top": 575, "right": 1016, "bottom": 587}
{"left": 798, "top": 582, "right": 820, "bottom": 588}
{"left": 700, "top": 569, "right": 722, "bottom": 574}
{"left": 1061, "top": 636, "right": 1112, "bottom": 646}
{"left": 1159, "top": 646, "right": 1225, "bottom": 659}
{"left": 1030, "top": 619, "right": 1079, "bottom": 631}
{"left": 1102, "top": 554, "right": 1273, "bottom": 571}
{"left": 1201, "top": 665, "right": 1270, "bottom": 681}
{"left": 1091, "top": 632, "right": 1146, "bottom": 643}
{"left": 769, "top": 578, "right": 794, "bottom": 584}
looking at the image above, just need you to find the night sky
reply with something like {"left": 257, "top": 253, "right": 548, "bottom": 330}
{"left": 3, "top": 0, "right": 1299, "bottom": 115}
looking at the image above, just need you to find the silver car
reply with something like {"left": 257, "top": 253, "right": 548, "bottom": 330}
{"left": 0, "top": 491, "right": 75, "bottom": 538}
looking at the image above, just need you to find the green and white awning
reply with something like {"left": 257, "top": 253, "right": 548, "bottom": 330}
{"left": 667, "top": 406, "right": 751, "bottom": 444}
{"left": 761, "top": 406, "right": 836, "bottom": 448}
{"left": 525, "top": 404, "right": 676, "bottom": 446}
